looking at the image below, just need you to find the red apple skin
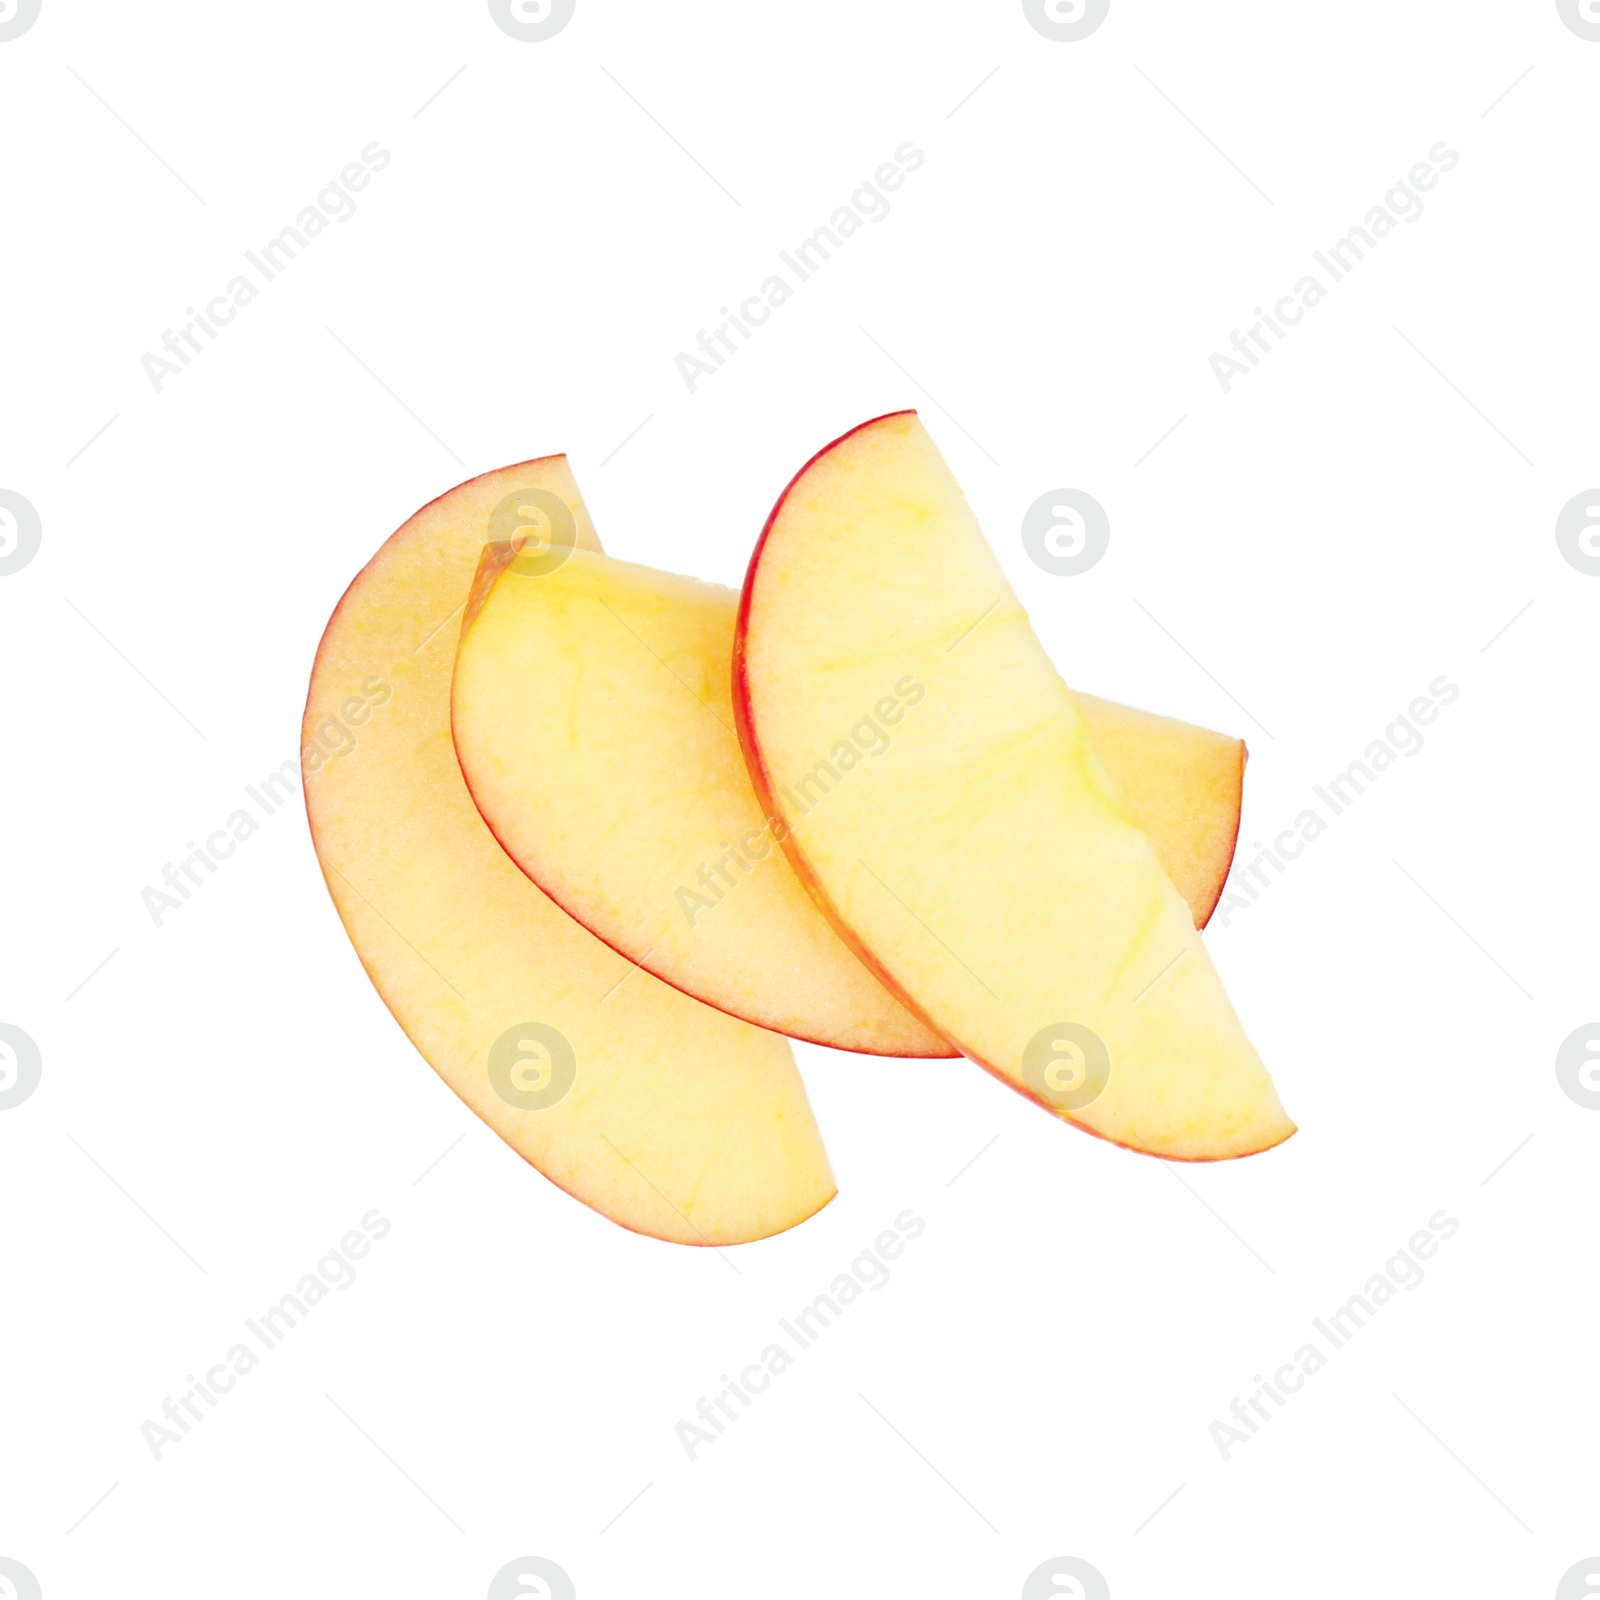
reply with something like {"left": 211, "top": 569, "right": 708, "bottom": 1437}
{"left": 451, "top": 538, "right": 956, "bottom": 1058}
{"left": 304, "top": 459, "right": 616, "bottom": 1224}
{"left": 732, "top": 416, "right": 929, "bottom": 936}
{"left": 731, "top": 414, "right": 954, "bottom": 1058}
{"left": 304, "top": 457, "right": 837, "bottom": 1239}
{"left": 733, "top": 413, "right": 1285, "bottom": 1162}
{"left": 1195, "top": 741, "right": 1245, "bottom": 929}
{"left": 446, "top": 440, "right": 1233, "bottom": 1060}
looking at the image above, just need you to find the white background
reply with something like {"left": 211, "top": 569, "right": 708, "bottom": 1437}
{"left": 2, "top": 2, "right": 1597, "bottom": 1597}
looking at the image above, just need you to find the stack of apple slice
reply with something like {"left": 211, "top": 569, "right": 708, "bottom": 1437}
{"left": 305, "top": 412, "right": 1293, "bottom": 1248}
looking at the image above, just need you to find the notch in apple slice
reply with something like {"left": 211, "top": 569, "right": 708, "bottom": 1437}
{"left": 451, "top": 544, "right": 1245, "bottom": 1057}
{"left": 304, "top": 456, "right": 835, "bottom": 1244}
{"left": 734, "top": 411, "right": 1294, "bottom": 1160}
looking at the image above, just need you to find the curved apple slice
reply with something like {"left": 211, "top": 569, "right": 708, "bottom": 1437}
{"left": 451, "top": 548, "right": 1245, "bottom": 1056}
{"left": 1071, "top": 693, "right": 1244, "bottom": 929}
{"left": 734, "top": 412, "right": 1294, "bottom": 1160}
{"left": 304, "top": 457, "right": 835, "bottom": 1244}
{"left": 454, "top": 548, "right": 948, "bottom": 1056}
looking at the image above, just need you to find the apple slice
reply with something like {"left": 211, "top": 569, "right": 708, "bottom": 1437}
{"left": 303, "top": 456, "right": 835, "bottom": 1244}
{"left": 452, "top": 548, "right": 1244, "bottom": 1056}
{"left": 1072, "top": 693, "right": 1243, "bottom": 929}
{"left": 734, "top": 411, "right": 1294, "bottom": 1160}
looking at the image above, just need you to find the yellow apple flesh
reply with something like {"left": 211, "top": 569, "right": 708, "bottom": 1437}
{"left": 303, "top": 457, "right": 835, "bottom": 1244}
{"left": 734, "top": 412, "right": 1294, "bottom": 1160}
{"left": 1072, "top": 692, "right": 1243, "bottom": 929}
{"left": 453, "top": 547, "right": 1245, "bottom": 1056}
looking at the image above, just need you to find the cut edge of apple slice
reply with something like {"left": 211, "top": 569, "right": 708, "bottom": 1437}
{"left": 462, "top": 537, "right": 523, "bottom": 632}
{"left": 305, "top": 453, "right": 838, "bottom": 1241}
{"left": 455, "top": 534, "right": 1245, "bottom": 1058}
{"left": 451, "top": 541, "right": 960, "bottom": 1059}
{"left": 730, "top": 410, "right": 972, "bottom": 1060}
{"left": 733, "top": 411, "right": 1291, "bottom": 1163}
{"left": 1209, "top": 741, "right": 1244, "bottom": 927}
{"left": 1071, "top": 693, "right": 1248, "bottom": 931}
